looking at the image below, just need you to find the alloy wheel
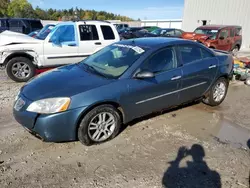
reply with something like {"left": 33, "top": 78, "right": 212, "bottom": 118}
{"left": 88, "top": 112, "right": 116, "bottom": 142}
{"left": 12, "top": 62, "right": 31, "bottom": 79}
{"left": 213, "top": 81, "right": 226, "bottom": 102}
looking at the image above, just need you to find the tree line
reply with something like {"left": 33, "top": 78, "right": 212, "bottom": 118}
{"left": 0, "top": 0, "right": 134, "bottom": 21}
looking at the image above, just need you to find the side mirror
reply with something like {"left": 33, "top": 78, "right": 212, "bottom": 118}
{"left": 134, "top": 71, "right": 154, "bottom": 79}
{"left": 219, "top": 36, "right": 225, "bottom": 40}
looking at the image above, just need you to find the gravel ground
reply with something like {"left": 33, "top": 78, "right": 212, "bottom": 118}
{"left": 0, "top": 70, "right": 250, "bottom": 188}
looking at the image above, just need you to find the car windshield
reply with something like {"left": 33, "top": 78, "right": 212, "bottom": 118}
{"left": 194, "top": 29, "right": 218, "bottom": 39}
{"left": 35, "top": 24, "right": 55, "bottom": 40}
{"left": 79, "top": 44, "right": 148, "bottom": 79}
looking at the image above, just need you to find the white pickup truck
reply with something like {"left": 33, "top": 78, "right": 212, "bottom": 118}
{"left": 0, "top": 20, "right": 120, "bottom": 82}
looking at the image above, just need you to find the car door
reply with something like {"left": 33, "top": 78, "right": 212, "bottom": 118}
{"left": 43, "top": 24, "right": 80, "bottom": 66}
{"left": 124, "top": 46, "right": 182, "bottom": 119}
{"left": 177, "top": 44, "right": 218, "bottom": 104}
{"left": 77, "top": 24, "right": 104, "bottom": 59}
{"left": 217, "top": 29, "right": 231, "bottom": 51}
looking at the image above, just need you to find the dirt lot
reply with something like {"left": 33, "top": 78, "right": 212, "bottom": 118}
{"left": 0, "top": 70, "right": 250, "bottom": 188}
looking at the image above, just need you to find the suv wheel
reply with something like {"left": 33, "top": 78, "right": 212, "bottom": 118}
{"left": 78, "top": 105, "right": 121, "bottom": 146}
{"left": 6, "top": 57, "right": 36, "bottom": 82}
{"left": 203, "top": 77, "right": 229, "bottom": 106}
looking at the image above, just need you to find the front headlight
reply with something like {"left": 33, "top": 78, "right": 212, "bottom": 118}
{"left": 27, "top": 97, "right": 71, "bottom": 114}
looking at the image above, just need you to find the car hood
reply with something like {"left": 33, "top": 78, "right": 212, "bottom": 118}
{"left": 21, "top": 64, "right": 114, "bottom": 101}
{"left": 182, "top": 32, "right": 209, "bottom": 40}
{"left": 0, "top": 31, "right": 42, "bottom": 46}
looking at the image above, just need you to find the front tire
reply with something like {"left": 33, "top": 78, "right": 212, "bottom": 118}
{"left": 6, "top": 57, "right": 36, "bottom": 82}
{"left": 78, "top": 105, "right": 121, "bottom": 146}
{"left": 203, "top": 77, "right": 229, "bottom": 106}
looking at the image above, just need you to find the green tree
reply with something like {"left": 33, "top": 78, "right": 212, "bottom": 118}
{"left": 0, "top": 0, "right": 10, "bottom": 17}
{"left": 35, "top": 6, "right": 48, "bottom": 20}
{"left": 7, "top": 0, "right": 35, "bottom": 18}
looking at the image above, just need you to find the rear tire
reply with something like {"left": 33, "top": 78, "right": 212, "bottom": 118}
{"left": 203, "top": 77, "right": 229, "bottom": 106}
{"left": 6, "top": 57, "right": 36, "bottom": 82}
{"left": 78, "top": 105, "right": 121, "bottom": 146}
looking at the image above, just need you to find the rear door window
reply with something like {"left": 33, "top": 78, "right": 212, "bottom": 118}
{"left": 200, "top": 48, "right": 214, "bottom": 59}
{"left": 178, "top": 45, "right": 203, "bottom": 64}
{"left": 101, "top": 25, "right": 115, "bottom": 40}
{"left": 79, "top": 25, "right": 99, "bottom": 41}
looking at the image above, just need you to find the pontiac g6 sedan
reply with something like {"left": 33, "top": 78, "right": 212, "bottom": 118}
{"left": 13, "top": 38, "right": 234, "bottom": 146}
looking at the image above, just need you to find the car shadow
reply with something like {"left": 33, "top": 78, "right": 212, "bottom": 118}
{"left": 120, "top": 100, "right": 201, "bottom": 133}
{"left": 162, "top": 144, "right": 221, "bottom": 188}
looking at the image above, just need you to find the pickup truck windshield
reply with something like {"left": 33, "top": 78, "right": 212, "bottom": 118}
{"left": 36, "top": 24, "right": 55, "bottom": 40}
{"left": 194, "top": 29, "right": 218, "bottom": 39}
{"left": 80, "top": 44, "right": 147, "bottom": 78}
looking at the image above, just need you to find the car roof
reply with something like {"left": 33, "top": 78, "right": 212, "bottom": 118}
{"left": 117, "top": 37, "right": 189, "bottom": 48}
{"left": 197, "top": 25, "right": 241, "bottom": 30}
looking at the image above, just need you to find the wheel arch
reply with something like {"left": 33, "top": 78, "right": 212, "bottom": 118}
{"left": 3, "top": 51, "right": 35, "bottom": 66}
{"left": 75, "top": 101, "right": 125, "bottom": 139}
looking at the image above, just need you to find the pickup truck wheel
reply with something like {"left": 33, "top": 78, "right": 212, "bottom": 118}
{"left": 6, "top": 57, "right": 35, "bottom": 82}
{"left": 78, "top": 105, "right": 121, "bottom": 146}
{"left": 203, "top": 77, "right": 229, "bottom": 106}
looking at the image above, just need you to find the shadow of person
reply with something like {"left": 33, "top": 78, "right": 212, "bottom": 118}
{"left": 162, "top": 144, "right": 221, "bottom": 188}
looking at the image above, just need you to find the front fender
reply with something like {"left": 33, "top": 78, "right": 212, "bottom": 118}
{"left": 1, "top": 50, "right": 39, "bottom": 66}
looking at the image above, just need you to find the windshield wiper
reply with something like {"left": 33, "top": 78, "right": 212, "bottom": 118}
{"left": 83, "top": 63, "right": 109, "bottom": 79}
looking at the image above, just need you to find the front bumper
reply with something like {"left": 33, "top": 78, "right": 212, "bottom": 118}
{"left": 13, "top": 94, "right": 87, "bottom": 142}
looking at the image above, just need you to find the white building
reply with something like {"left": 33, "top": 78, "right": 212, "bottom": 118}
{"left": 182, "top": 0, "right": 250, "bottom": 48}
{"left": 140, "top": 19, "right": 183, "bottom": 29}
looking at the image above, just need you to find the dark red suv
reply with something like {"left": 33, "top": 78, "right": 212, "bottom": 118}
{"left": 182, "top": 25, "right": 242, "bottom": 55}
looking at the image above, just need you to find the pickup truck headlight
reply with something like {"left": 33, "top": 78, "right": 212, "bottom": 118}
{"left": 27, "top": 97, "right": 71, "bottom": 114}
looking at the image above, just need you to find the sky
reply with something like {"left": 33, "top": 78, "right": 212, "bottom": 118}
{"left": 28, "top": 0, "right": 184, "bottom": 20}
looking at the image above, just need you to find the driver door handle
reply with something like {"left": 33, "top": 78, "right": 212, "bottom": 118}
{"left": 171, "top": 76, "right": 182, "bottom": 80}
{"left": 67, "top": 43, "right": 76, "bottom": 46}
{"left": 95, "top": 42, "right": 102, "bottom": 45}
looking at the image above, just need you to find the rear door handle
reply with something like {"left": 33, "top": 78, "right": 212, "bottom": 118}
{"left": 209, "top": 65, "right": 217, "bottom": 69}
{"left": 171, "top": 76, "right": 182, "bottom": 80}
{"left": 95, "top": 42, "right": 102, "bottom": 45}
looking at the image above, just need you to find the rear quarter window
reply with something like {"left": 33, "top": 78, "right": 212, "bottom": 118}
{"left": 101, "top": 25, "right": 115, "bottom": 40}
